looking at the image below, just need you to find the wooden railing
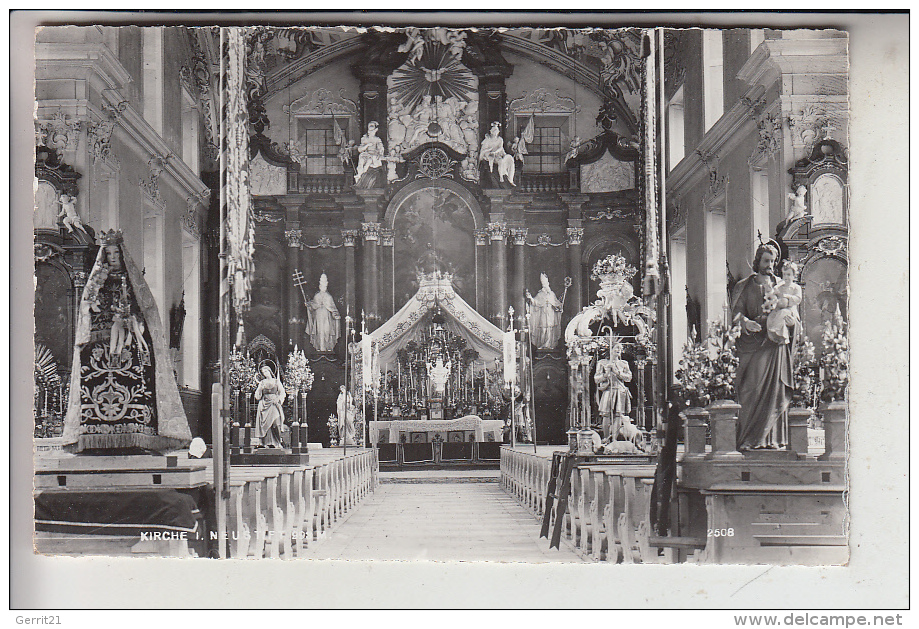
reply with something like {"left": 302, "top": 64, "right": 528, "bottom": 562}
{"left": 227, "top": 448, "right": 378, "bottom": 559}
{"left": 501, "top": 448, "right": 682, "bottom": 563}
{"left": 500, "top": 447, "right": 552, "bottom": 516}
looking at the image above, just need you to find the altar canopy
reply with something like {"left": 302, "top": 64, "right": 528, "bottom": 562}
{"left": 354, "top": 273, "right": 504, "bottom": 387}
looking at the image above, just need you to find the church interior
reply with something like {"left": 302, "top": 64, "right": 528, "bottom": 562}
{"left": 31, "top": 22, "right": 853, "bottom": 565}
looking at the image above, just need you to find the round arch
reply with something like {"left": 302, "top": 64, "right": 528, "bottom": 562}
{"left": 582, "top": 233, "right": 639, "bottom": 266}
{"left": 383, "top": 178, "right": 485, "bottom": 230}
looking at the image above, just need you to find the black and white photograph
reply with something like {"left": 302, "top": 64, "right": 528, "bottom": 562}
{"left": 11, "top": 10, "right": 908, "bottom": 612}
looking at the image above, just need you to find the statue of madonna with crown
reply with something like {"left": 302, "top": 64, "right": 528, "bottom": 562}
{"left": 62, "top": 230, "right": 192, "bottom": 454}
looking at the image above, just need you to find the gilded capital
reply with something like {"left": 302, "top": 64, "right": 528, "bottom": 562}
{"left": 474, "top": 229, "right": 489, "bottom": 246}
{"left": 380, "top": 228, "right": 394, "bottom": 246}
{"left": 566, "top": 227, "right": 584, "bottom": 245}
{"left": 510, "top": 227, "right": 528, "bottom": 246}
{"left": 487, "top": 221, "right": 508, "bottom": 242}
{"left": 361, "top": 222, "right": 381, "bottom": 241}
{"left": 285, "top": 229, "right": 302, "bottom": 248}
{"left": 341, "top": 229, "right": 359, "bottom": 247}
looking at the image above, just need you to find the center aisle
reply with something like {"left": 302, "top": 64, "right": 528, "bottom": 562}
{"left": 302, "top": 471, "right": 583, "bottom": 562}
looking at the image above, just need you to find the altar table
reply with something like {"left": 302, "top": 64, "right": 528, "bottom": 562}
{"left": 370, "top": 416, "right": 504, "bottom": 444}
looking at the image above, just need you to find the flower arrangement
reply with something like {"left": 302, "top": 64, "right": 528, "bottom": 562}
{"left": 819, "top": 309, "right": 849, "bottom": 403}
{"left": 284, "top": 347, "right": 314, "bottom": 395}
{"left": 792, "top": 336, "right": 819, "bottom": 409}
{"left": 227, "top": 346, "right": 258, "bottom": 393}
{"left": 590, "top": 253, "right": 637, "bottom": 283}
{"left": 674, "top": 321, "right": 741, "bottom": 408}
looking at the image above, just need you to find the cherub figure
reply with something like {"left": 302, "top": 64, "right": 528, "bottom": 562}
{"left": 398, "top": 27, "right": 426, "bottom": 64}
{"left": 59, "top": 193, "right": 87, "bottom": 235}
{"left": 785, "top": 185, "right": 809, "bottom": 223}
{"left": 565, "top": 136, "right": 583, "bottom": 163}
{"left": 766, "top": 260, "right": 803, "bottom": 345}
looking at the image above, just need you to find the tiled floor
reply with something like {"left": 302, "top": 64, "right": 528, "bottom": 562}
{"left": 302, "top": 471, "right": 582, "bottom": 563}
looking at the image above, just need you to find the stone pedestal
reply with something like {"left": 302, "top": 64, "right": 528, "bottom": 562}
{"left": 576, "top": 428, "right": 595, "bottom": 456}
{"left": 683, "top": 408, "right": 709, "bottom": 458}
{"left": 818, "top": 400, "right": 847, "bottom": 461}
{"left": 567, "top": 428, "right": 579, "bottom": 453}
{"left": 787, "top": 407, "right": 813, "bottom": 456}
{"left": 706, "top": 400, "right": 743, "bottom": 460}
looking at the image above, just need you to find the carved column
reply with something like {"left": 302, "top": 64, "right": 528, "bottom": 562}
{"left": 362, "top": 222, "right": 381, "bottom": 329}
{"left": 285, "top": 225, "right": 304, "bottom": 354}
{"left": 479, "top": 75, "right": 509, "bottom": 143}
{"left": 342, "top": 229, "right": 358, "bottom": 320}
{"left": 380, "top": 228, "right": 394, "bottom": 318}
{"left": 474, "top": 229, "right": 488, "bottom": 316}
{"left": 566, "top": 225, "right": 584, "bottom": 321}
{"left": 510, "top": 227, "right": 528, "bottom": 327}
{"left": 352, "top": 58, "right": 390, "bottom": 145}
{"left": 72, "top": 270, "right": 88, "bottom": 352}
{"left": 488, "top": 221, "right": 508, "bottom": 329}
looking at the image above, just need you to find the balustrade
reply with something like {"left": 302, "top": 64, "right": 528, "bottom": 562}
{"left": 295, "top": 173, "right": 349, "bottom": 195}
{"left": 519, "top": 172, "right": 570, "bottom": 194}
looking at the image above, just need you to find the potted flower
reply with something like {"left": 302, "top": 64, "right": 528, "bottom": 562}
{"left": 674, "top": 321, "right": 741, "bottom": 455}
{"left": 787, "top": 336, "right": 820, "bottom": 454}
{"left": 327, "top": 414, "right": 340, "bottom": 447}
{"left": 817, "top": 309, "right": 848, "bottom": 460}
{"left": 674, "top": 328, "right": 712, "bottom": 456}
{"left": 701, "top": 320, "right": 742, "bottom": 456}
{"left": 284, "top": 346, "right": 314, "bottom": 427}
{"left": 227, "top": 346, "right": 258, "bottom": 426}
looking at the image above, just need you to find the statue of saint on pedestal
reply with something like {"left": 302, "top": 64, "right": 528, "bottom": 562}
{"left": 526, "top": 273, "right": 563, "bottom": 349}
{"left": 478, "top": 122, "right": 516, "bottom": 186}
{"left": 337, "top": 386, "right": 356, "bottom": 446}
{"left": 306, "top": 273, "right": 341, "bottom": 352}
{"left": 354, "top": 121, "right": 385, "bottom": 187}
{"left": 594, "top": 343, "right": 632, "bottom": 440}
{"left": 254, "top": 363, "right": 285, "bottom": 448}
{"left": 732, "top": 242, "right": 797, "bottom": 450}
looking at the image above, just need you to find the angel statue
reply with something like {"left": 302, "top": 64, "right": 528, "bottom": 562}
{"left": 479, "top": 122, "right": 516, "bottom": 187}
{"left": 511, "top": 116, "right": 534, "bottom": 165}
{"left": 398, "top": 27, "right": 426, "bottom": 64}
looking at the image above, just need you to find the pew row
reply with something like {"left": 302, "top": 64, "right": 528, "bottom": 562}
{"left": 500, "top": 447, "right": 665, "bottom": 563}
{"left": 227, "top": 448, "right": 378, "bottom": 559}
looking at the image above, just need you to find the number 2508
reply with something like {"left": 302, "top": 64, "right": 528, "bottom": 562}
{"left": 708, "top": 528, "right": 735, "bottom": 537}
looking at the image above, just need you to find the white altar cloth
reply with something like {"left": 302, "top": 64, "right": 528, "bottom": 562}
{"left": 370, "top": 416, "right": 504, "bottom": 444}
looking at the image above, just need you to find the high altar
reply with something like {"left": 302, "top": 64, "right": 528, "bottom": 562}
{"left": 228, "top": 28, "right": 647, "bottom": 446}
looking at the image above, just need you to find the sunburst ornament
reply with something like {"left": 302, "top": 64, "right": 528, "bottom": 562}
{"left": 388, "top": 42, "right": 477, "bottom": 114}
